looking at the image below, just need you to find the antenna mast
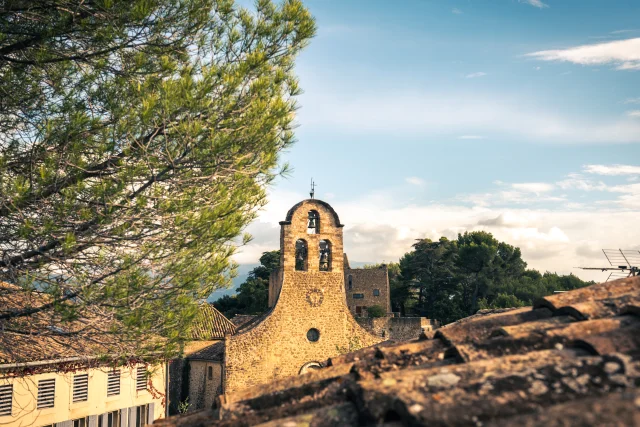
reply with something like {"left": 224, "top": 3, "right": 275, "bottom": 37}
{"left": 577, "top": 249, "right": 640, "bottom": 281}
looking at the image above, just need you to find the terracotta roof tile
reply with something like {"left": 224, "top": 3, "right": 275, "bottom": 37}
{"left": 155, "top": 275, "right": 640, "bottom": 426}
{"left": 189, "top": 304, "right": 236, "bottom": 340}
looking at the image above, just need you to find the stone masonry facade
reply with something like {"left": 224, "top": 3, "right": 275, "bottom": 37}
{"left": 224, "top": 200, "right": 382, "bottom": 396}
{"left": 356, "top": 316, "right": 437, "bottom": 341}
{"left": 344, "top": 265, "right": 391, "bottom": 316}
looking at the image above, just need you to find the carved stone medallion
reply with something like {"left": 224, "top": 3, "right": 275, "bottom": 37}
{"left": 306, "top": 288, "right": 324, "bottom": 307}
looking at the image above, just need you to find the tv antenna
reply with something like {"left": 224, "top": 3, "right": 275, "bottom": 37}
{"left": 309, "top": 178, "right": 316, "bottom": 199}
{"left": 577, "top": 249, "right": 640, "bottom": 281}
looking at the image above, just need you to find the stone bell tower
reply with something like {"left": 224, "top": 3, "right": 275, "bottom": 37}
{"left": 223, "top": 199, "right": 382, "bottom": 396}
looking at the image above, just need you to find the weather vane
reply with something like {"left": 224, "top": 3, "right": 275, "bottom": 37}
{"left": 310, "top": 178, "right": 316, "bottom": 199}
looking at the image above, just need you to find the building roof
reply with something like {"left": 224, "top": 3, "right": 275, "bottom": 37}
{"left": 155, "top": 275, "right": 640, "bottom": 426}
{"left": 0, "top": 281, "right": 146, "bottom": 367}
{"left": 189, "top": 303, "right": 236, "bottom": 340}
{"left": 187, "top": 341, "right": 225, "bottom": 362}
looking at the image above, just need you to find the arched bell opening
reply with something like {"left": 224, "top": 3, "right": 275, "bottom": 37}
{"left": 295, "top": 239, "right": 308, "bottom": 271}
{"left": 307, "top": 210, "right": 320, "bottom": 234}
{"left": 319, "top": 240, "right": 332, "bottom": 272}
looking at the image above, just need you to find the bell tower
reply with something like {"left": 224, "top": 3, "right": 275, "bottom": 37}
{"left": 224, "top": 199, "right": 381, "bottom": 396}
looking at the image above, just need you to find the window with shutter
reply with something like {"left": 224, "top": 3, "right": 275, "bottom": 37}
{"left": 0, "top": 384, "right": 12, "bottom": 416}
{"left": 73, "top": 374, "right": 89, "bottom": 402}
{"left": 73, "top": 417, "right": 88, "bottom": 427}
{"left": 107, "top": 370, "right": 121, "bottom": 396}
{"left": 136, "top": 367, "right": 147, "bottom": 391}
{"left": 37, "top": 379, "right": 56, "bottom": 409}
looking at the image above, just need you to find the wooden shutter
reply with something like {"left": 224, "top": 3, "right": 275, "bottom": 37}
{"left": 73, "top": 374, "right": 89, "bottom": 402}
{"left": 147, "top": 402, "right": 155, "bottom": 424}
{"left": 36, "top": 379, "right": 55, "bottom": 409}
{"left": 0, "top": 384, "right": 12, "bottom": 416}
{"left": 107, "top": 370, "right": 121, "bottom": 396}
{"left": 128, "top": 406, "right": 136, "bottom": 427}
{"left": 136, "top": 367, "right": 147, "bottom": 391}
{"left": 119, "top": 408, "right": 129, "bottom": 427}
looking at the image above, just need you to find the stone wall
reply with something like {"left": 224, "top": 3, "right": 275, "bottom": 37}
{"left": 344, "top": 266, "right": 391, "bottom": 315}
{"left": 187, "top": 361, "right": 223, "bottom": 412}
{"left": 225, "top": 200, "right": 382, "bottom": 397}
{"left": 268, "top": 267, "right": 284, "bottom": 308}
{"left": 356, "top": 317, "right": 435, "bottom": 341}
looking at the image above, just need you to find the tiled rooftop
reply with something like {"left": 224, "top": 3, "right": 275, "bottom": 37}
{"left": 155, "top": 275, "right": 640, "bottom": 426}
{"left": 0, "top": 282, "right": 145, "bottom": 366}
{"left": 189, "top": 304, "right": 236, "bottom": 340}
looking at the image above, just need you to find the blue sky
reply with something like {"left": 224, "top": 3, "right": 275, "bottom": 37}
{"left": 215, "top": 0, "right": 640, "bottom": 298}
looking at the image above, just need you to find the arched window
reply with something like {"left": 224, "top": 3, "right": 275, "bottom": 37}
{"left": 307, "top": 210, "right": 319, "bottom": 234}
{"left": 348, "top": 275, "right": 353, "bottom": 290}
{"left": 295, "top": 239, "right": 308, "bottom": 271}
{"left": 319, "top": 240, "right": 331, "bottom": 271}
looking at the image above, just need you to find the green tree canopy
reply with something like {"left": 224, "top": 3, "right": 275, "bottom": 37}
{"left": 213, "top": 250, "right": 280, "bottom": 317}
{"left": 366, "top": 304, "right": 386, "bottom": 318}
{"left": 395, "top": 232, "right": 592, "bottom": 324}
{"left": 0, "top": 0, "right": 315, "bottom": 359}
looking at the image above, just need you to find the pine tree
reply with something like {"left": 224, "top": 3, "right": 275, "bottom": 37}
{"left": 0, "top": 0, "right": 315, "bottom": 359}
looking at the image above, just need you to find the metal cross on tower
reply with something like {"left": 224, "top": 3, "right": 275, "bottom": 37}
{"left": 309, "top": 178, "right": 316, "bottom": 199}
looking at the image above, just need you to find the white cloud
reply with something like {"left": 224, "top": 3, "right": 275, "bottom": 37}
{"left": 452, "top": 8, "right": 462, "bottom": 14}
{"left": 584, "top": 164, "right": 640, "bottom": 176}
{"left": 237, "top": 188, "right": 640, "bottom": 282}
{"left": 456, "top": 189, "right": 566, "bottom": 208}
{"left": 556, "top": 174, "right": 608, "bottom": 191}
{"left": 520, "top": 0, "right": 549, "bottom": 8}
{"left": 405, "top": 177, "right": 426, "bottom": 186}
{"left": 612, "top": 29, "right": 639, "bottom": 35}
{"left": 511, "top": 182, "right": 555, "bottom": 193}
{"left": 628, "top": 110, "right": 640, "bottom": 118}
{"left": 623, "top": 98, "right": 640, "bottom": 104}
{"left": 465, "top": 72, "right": 487, "bottom": 78}
{"left": 526, "top": 38, "right": 640, "bottom": 71}
{"left": 458, "top": 135, "right": 486, "bottom": 140}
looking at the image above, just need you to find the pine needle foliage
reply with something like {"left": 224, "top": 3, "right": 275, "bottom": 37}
{"left": 0, "top": 0, "right": 315, "bottom": 359}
